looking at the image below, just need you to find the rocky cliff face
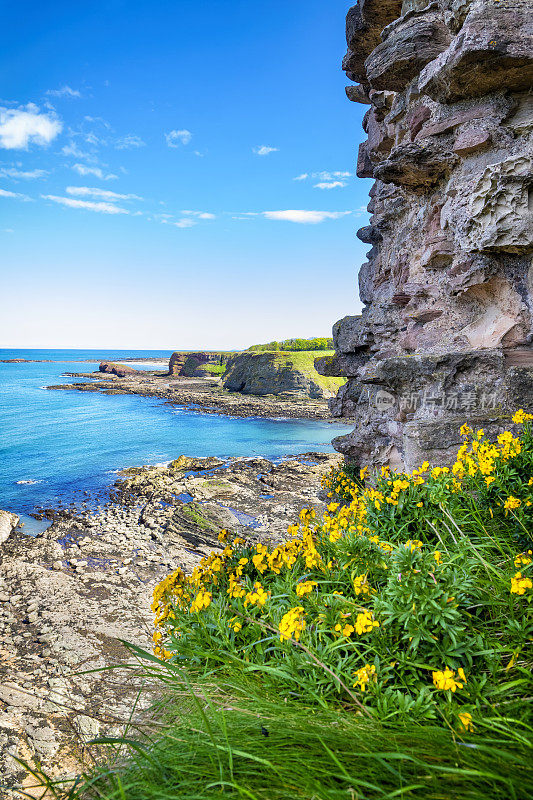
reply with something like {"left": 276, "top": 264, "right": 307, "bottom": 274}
{"left": 318, "top": 0, "right": 533, "bottom": 470}
{"left": 168, "top": 352, "right": 230, "bottom": 377}
{"left": 223, "top": 351, "right": 344, "bottom": 399}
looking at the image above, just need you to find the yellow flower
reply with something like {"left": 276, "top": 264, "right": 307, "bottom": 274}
{"left": 512, "top": 409, "right": 533, "bottom": 424}
{"left": 353, "top": 574, "right": 372, "bottom": 596}
{"left": 485, "top": 476, "right": 495, "bottom": 486}
{"left": 352, "top": 663, "right": 376, "bottom": 692}
{"left": 514, "top": 551, "right": 533, "bottom": 568}
{"left": 458, "top": 711, "right": 474, "bottom": 733}
{"left": 504, "top": 496, "right": 521, "bottom": 512}
{"left": 433, "top": 551, "right": 442, "bottom": 564}
{"left": 355, "top": 610, "right": 380, "bottom": 635}
{"left": 229, "top": 617, "right": 242, "bottom": 633}
{"left": 510, "top": 572, "right": 533, "bottom": 595}
{"left": 334, "top": 622, "right": 355, "bottom": 638}
{"left": 244, "top": 581, "right": 269, "bottom": 608}
{"left": 296, "top": 580, "right": 318, "bottom": 597}
{"left": 432, "top": 667, "right": 466, "bottom": 692}
{"left": 190, "top": 590, "right": 212, "bottom": 613}
{"left": 279, "top": 606, "right": 306, "bottom": 642}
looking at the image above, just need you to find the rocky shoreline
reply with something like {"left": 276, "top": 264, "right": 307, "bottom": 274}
{"left": 47, "top": 371, "right": 346, "bottom": 421}
{"left": 0, "top": 451, "right": 341, "bottom": 792}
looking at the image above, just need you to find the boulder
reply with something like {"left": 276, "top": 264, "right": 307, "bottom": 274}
{"left": 99, "top": 362, "right": 137, "bottom": 378}
{"left": 0, "top": 510, "right": 19, "bottom": 545}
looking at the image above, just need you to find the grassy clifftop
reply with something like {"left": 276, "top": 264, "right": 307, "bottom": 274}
{"left": 223, "top": 350, "right": 345, "bottom": 399}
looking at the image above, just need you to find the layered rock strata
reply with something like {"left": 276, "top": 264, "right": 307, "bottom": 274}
{"left": 168, "top": 351, "right": 230, "bottom": 376}
{"left": 318, "top": 0, "right": 533, "bottom": 469}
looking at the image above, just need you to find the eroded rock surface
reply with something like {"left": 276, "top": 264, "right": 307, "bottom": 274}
{"left": 321, "top": 0, "right": 533, "bottom": 468}
{"left": 0, "top": 452, "right": 341, "bottom": 792}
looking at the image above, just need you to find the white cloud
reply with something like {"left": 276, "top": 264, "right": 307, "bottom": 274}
{"left": 46, "top": 86, "right": 81, "bottom": 99}
{"left": 62, "top": 141, "right": 92, "bottom": 159}
{"left": 0, "top": 167, "right": 48, "bottom": 180}
{"left": 66, "top": 186, "right": 142, "bottom": 201}
{"left": 0, "top": 187, "right": 32, "bottom": 201}
{"left": 0, "top": 104, "right": 62, "bottom": 150}
{"left": 42, "top": 194, "right": 129, "bottom": 215}
{"left": 3, "top": 228, "right": 14, "bottom": 233}
{"left": 115, "top": 134, "right": 145, "bottom": 150}
{"left": 182, "top": 210, "right": 215, "bottom": 220}
{"left": 160, "top": 216, "right": 196, "bottom": 228}
{"left": 253, "top": 145, "right": 278, "bottom": 156}
{"left": 262, "top": 210, "right": 352, "bottom": 224}
{"left": 294, "top": 170, "right": 352, "bottom": 184}
{"left": 165, "top": 129, "right": 192, "bottom": 148}
{"left": 71, "top": 164, "right": 118, "bottom": 180}
{"left": 314, "top": 181, "right": 347, "bottom": 190}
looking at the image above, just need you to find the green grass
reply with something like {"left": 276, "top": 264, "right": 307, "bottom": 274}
{"left": 45, "top": 663, "right": 532, "bottom": 800}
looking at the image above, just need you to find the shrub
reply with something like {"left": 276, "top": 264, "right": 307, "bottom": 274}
{"left": 151, "top": 413, "right": 533, "bottom": 730}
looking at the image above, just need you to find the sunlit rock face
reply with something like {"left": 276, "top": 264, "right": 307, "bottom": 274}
{"left": 321, "top": 0, "right": 533, "bottom": 469}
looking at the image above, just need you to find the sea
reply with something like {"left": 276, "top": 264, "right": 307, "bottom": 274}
{"left": 0, "top": 349, "right": 351, "bottom": 534}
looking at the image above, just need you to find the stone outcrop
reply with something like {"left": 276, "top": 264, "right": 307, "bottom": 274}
{"left": 168, "top": 351, "right": 230, "bottom": 377}
{"left": 320, "top": 0, "right": 533, "bottom": 469}
{"left": 0, "top": 510, "right": 19, "bottom": 545}
{"left": 99, "top": 362, "right": 138, "bottom": 378}
{"left": 223, "top": 352, "right": 344, "bottom": 399}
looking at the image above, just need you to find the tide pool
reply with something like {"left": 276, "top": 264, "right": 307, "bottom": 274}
{"left": 0, "top": 350, "right": 350, "bottom": 532}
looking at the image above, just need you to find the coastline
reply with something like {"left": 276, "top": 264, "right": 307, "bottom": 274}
{"left": 46, "top": 370, "right": 350, "bottom": 422}
{"left": 0, "top": 450, "right": 341, "bottom": 787}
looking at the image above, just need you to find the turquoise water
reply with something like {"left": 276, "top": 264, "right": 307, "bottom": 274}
{"left": 0, "top": 350, "right": 349, "bottom": 532}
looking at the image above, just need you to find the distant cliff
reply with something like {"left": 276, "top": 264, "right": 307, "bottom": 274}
{"left": 168, "top": 352, "right": 231, "bottom": 377}
{"left": 223, "top": 351, "right": 345, "bottom": 399}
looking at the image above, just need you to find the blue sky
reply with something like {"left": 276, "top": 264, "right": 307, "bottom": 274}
{"left": 0, "top": 0, "right": 370, "bottom": 349}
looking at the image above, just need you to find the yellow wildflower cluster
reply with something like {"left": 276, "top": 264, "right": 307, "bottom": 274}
{"left": 512, "top": 409, "right": 533, "bottom": 424}
{"left": 514, "top": 550, "right": 532, "bottom": 568}
{"left": 352, "top": 663, "right": 376, "bottom": 692}
{"left": 190, "top": 589, "right": 212, "bottom": 613}
{"left": 432, "top": 667, "right": 466, "bottom": 692}
{"left": 279, "top": 606, "right": 306, "bottom": 642}
{"left": 296, "top": 580, "right": 318, "bottom": 597}
{"left": 355, "top": 610, "right": 380, "bottom": 635}
{"left": 244, "top": 581, "right": 269, "bottom": 607}
{"left": 353, "top": 574, "right": 372, "bottom": 595}
{"left": 510, "top": 572, "right": 533, "bottom": 595}
{"left": 453, "top": 427, "right": 522, "bottom": 481}
{"left": 151, "top": 411, "right": 532, "bottom": 731}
